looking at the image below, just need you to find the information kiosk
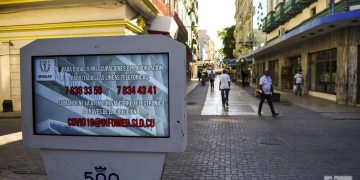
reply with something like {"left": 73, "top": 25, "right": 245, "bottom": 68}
{"left": 20, "top": 35, "right": 187, "bottom": 180}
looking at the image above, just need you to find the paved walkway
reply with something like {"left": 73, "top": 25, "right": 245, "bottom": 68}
{"left": 163, "top": 77, "right": 360, "bottom": 179}
{"left": 201, "top": 77, "right": 258, "bottom": 116}
{"left": 244, "top": 84, "right": 360, "bottom": 120}
{"left": 2, "top": 77, "right": 360, "bottom": 179}
{"left": 187, "top": 79, "right": 201, "bottom": 95}
{"left": 0, "top": 81, "right": 201, "bottom": 180}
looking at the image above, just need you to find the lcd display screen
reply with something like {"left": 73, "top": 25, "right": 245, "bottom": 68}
{"left": 32, "top": 54, "right": 169, "bottom": 137}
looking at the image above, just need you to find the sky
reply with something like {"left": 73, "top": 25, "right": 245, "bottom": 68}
{"left": 198, "top": 0, "right": 236, "bottom": 50}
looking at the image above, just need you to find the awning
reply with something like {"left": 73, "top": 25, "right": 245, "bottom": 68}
{"left": 242, "top": 9, "right": 360, "bottom": 59}
{"left": 173, "top": 12, "right": 188, "bottom": 44}
{"left": 227, "top": 59, "right": 237, "bottom": 66}
{"left": 238, "top": 57, "right": 253, "bottom": 62}
{"left": 149, "top": 16, "right": 178, "bottom": 38}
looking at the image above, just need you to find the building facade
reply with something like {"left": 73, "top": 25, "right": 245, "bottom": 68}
{"left": 234, "top": 0, "right": 267, "bottom": 84}
{"left": 0, "top": 0, "right": 198, "bottom": 112}
{"left": 253, "top": 0, "right": 267, "bottom": 50}
{"left": 182, "top": 0, "right": 200, "bottom": 80}
{"left": 197, "top": 30, "right": 215, "bottom": 74}
{"left": 234, "top": 0, "right": 253, "bottom": 58}
{"left": 244, "top": 0, "right": 360, "bottom": 105}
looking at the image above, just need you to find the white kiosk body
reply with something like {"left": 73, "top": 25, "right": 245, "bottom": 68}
{"left": 20, "top": 35, "right": 187, "bottom": 180}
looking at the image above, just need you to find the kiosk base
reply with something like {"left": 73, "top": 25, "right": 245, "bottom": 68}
{"left": 41, "top": 149, "right": 166, "bottom": 180}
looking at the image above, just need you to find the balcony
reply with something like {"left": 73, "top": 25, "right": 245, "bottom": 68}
{"left": 298, "top": 0, "right": 316, "bottom": 5}
{"left": 274, "top": 2, "right": 288, "bottom": 25}
{"left": 284, "top": 0, "right": 303, "bottom": 17}
{"left": 262, "top": 11, "right": 277, "bottom": 33}
{"left": 348, "top": 0, "right": 360, "bottom": 7}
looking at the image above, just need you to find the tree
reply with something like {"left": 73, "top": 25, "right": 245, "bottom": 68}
{"left": 217, "top": 25, "right": 236, "bottom": 60}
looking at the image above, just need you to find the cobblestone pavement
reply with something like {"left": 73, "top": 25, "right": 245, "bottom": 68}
{"left": 162, "top": 78, "right": 360, "bottom": 180}
{"left": 201, "top": 78, "right": 258, "bottom": 116}
{"left": 1, "top": 77, "right": 360, "bottom": 179}
{"left": 0, "top": 118, "right": 46, "bottom": 180}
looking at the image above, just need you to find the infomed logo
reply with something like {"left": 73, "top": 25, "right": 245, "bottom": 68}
{"left": 40, "top": 60, "right": 51, "bottom": 72}
{"left": 35, "top": 59, "right": 55, "bottom": 81}
{"left": 324, "top": 176, "right": 352, "bottom": 180}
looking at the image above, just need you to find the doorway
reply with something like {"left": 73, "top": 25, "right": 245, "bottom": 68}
{"left": 282, "top": 56, "right": 301, "bottom": 89}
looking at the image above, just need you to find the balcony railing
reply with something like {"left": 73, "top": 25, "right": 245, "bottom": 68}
{"left": 274, "top": 2, "right": 288, "bottom": 25}
{"left": 298, "top": 0, "right": 316, "bottom": 5}
{"left": 284, "top": 0, "right": 303, "bottom": 17}
{"left": 348, "top": 0, "right": 360, "bottom": 5}
{"left": 262, "top": 11, "right": 276, "bottom": 33}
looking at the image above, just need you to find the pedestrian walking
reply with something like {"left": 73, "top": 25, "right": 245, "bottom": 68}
{"left": 241, "top": 70, "right": 248, "bottom": 87}
{"left": 258, "top": 70, "right": 279, "bottom": 117}
{"left": 209, "top": 70, "right": 216, "bottom": 90}
{"left": 252, "top": 71, "right": 257, "bottom": 85}
{"left": 219, "top": 70, "right": 231, "bottom": 107}
{"left": 197, "top": 71, "right": 202, "bottom": 82}
{"left": 294, "top": 69, "right": 304, "bottom": 96}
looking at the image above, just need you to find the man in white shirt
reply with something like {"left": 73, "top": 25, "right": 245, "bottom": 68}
{"left": 209, "top": 70, "right": 216, "bottom": 90}
{"left": 293, "top": 70, "right": 304, "bottom": 96}
{"left": 258, "top": 70, "right": 279, "bottom": 117}
{"left": 219, "top": 70, "right": 231, "bottom": 107}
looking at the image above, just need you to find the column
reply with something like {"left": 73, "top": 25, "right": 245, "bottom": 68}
{"left": 278, "top": 56, "right": 286, "bottom": 89}
{"left": 301, "top": 41, "right": 310, "bottom": 95}
{"left": 346, "top": 26, "right": 360, "bottom": 105}
{"left": 337, "top": 28, "right": 349, "bottom": 104}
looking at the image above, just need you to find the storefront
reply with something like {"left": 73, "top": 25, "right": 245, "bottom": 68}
{"left": 243, "top": 10, "right": 360, "bottom": 105}
{"left": 281, "top": 56, "right": 301, "bottom": 89}
{"left": 309, "top": 49, "right": 337, "bottom": 95}
{"left": 232, "top": 58, "right": 253, "bottom": 85}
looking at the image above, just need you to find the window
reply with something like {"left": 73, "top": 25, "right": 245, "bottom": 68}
{"left": 309, "top": 49, "right": 337, "bottom": 94}
{"left": 311, "top": 7, "right": 316, "bottom": 16}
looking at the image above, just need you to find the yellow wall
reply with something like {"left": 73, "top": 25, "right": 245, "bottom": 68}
{"left": 234, "top": 0, "right": 252, "bottom": 58}
{"left": 0, "top": 4, "right": 128, "bottom": 26}
{"left": 10, "top": 53, "right": 21, "bottom": 112}
{"left": 0, "top": 53, "right": 11, "bottom": 101}
{"left": 266, "top": 0, "right": 329, "bottom": 41}
{"left": 0, "top": 4, "right": 144, "bottom": 112}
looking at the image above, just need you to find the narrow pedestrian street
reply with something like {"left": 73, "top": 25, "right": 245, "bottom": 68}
{"left": 1, "top": 77, "right": 360, "bottom": 179}
{"left": 162, "top": 77, "right": 360, "bottom": 180}
{"left": 1, "top": 0, "right": 360, "bottom": 179}
{"left": 201, "top": 77, "right": 258, "bottom": 116}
